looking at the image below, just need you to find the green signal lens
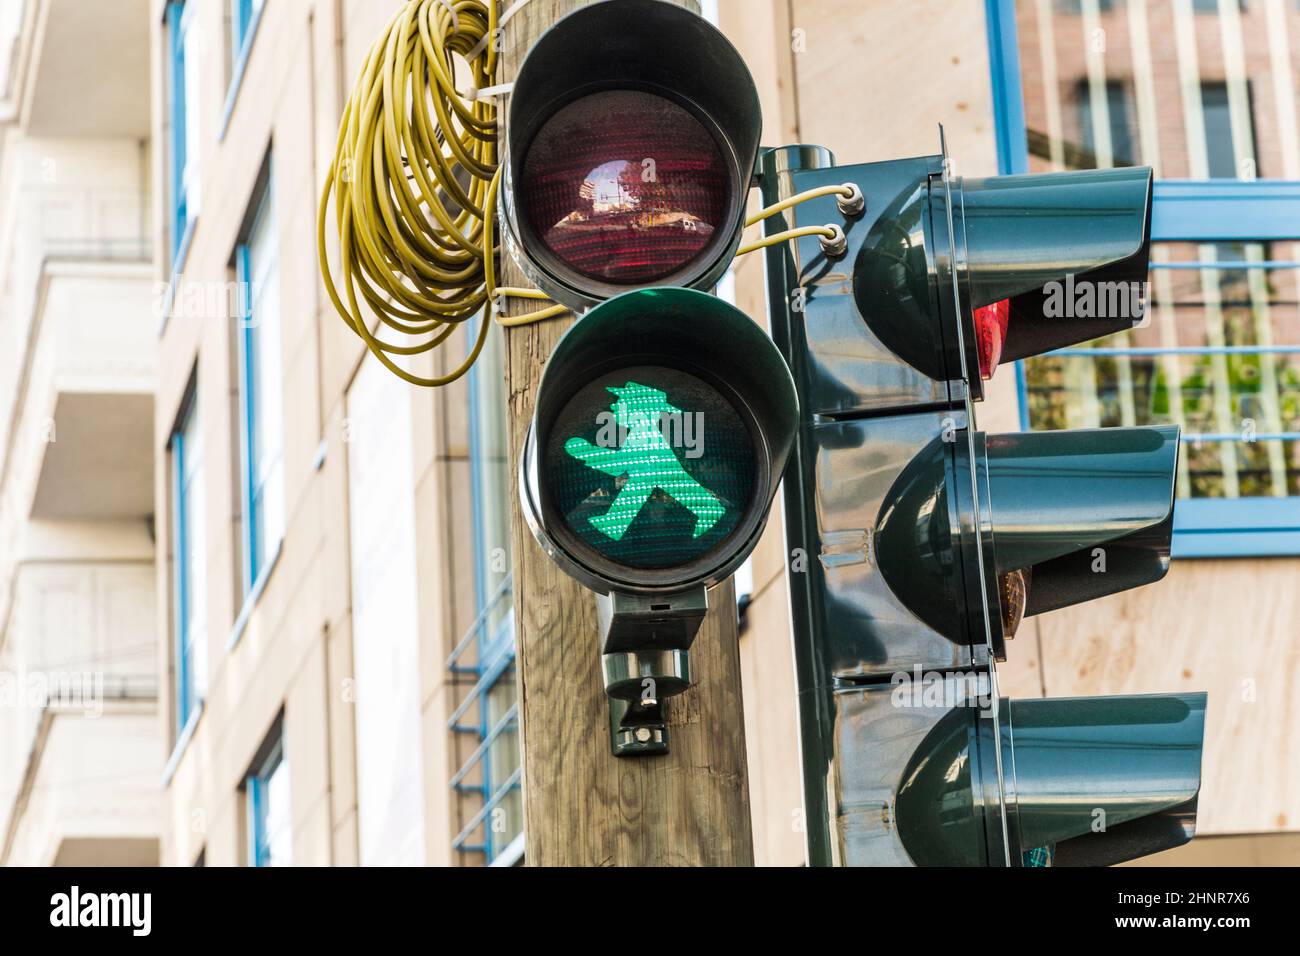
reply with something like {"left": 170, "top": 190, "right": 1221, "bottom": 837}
{"left": 545, "top": 366, "right": 756, "bottom": 570}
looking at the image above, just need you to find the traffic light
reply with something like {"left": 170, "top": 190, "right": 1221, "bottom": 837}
{"left": 520, "top": 287, "right": 797, "bottom": 755}
{"left": 499, "top": 0, "right": 761, "bottom": 312}
{"left": 759, "top": 141, "right": 1206, "bottom": 866}
{"left": 778, "top": 156, "right": 1152, "bottom": 415}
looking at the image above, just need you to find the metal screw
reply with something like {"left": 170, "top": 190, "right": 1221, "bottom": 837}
{"left": 634, "top": 727, "right": 652, "bottom": 743}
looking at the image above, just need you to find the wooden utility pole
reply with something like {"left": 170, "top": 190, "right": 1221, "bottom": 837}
{"left": 499, "top": 0, "right": 755, "bottom": 866}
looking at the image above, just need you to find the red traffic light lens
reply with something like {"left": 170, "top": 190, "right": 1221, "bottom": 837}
{"left": 974, "top": 298, "right": 1011, "bottom": 380}
{"left": 519, "top": 90, "right": 730, "bottom": 286}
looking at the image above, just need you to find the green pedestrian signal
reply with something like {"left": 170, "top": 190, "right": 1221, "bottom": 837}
{"left": 545, "top": 367, "right": 756, "bottom": 570}
{"left": 562, "top": 381, "right": 727, "bottom": 542}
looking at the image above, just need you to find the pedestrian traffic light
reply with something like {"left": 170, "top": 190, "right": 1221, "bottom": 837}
{"left": 500, "top": 0, "right": 761, "bottom": 312}
{"left": 759, "top": 140, "right": 1206, "bottom": 866}
{"left": 521, "top": 287, "right": 796, "bottom": 755}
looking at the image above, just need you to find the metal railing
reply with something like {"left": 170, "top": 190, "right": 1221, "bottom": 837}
{"left": 446, "top": 574, "right": 522, "bottom": 862}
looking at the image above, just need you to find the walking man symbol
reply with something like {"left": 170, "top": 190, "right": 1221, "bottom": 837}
{"left": 564, "top": 382, "right": 725, "bottom": 541}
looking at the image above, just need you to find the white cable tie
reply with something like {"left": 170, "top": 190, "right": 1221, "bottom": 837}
{"left": 436, "top": 0, "right": 460, "bottom": 34}
{"left": 461, "top": 81, "right": 514, "bottom": 101}
{"left": 466, "top": 0, "right": 532, "bottom": 61}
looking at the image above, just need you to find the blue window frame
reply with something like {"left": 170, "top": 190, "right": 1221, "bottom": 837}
{"left": 222, "top": 0, "right": 266, "bottom": 134}
{"left": 986, "top": 0, "right": 1300, "bottom": 557}
{"left": 246, "top": 729, "right": 290, "bottom": 867}
{"left": 232, "top": 0, "right": 264, "bottom": 59}
{"left": 167, "top": 1, "right": 200, "bottom": 267}
{"left": 235, "top": 182, "right": 285, "bottom": 593}
{"left": 171, "top": 386, "right": 206, "bottom": 732}
{"left": 448, "top": 316, "right": 523, "bottom": 866}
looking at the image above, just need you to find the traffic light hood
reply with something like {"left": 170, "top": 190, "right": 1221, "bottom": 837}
{"left": 852, "top": 163, "right": 1154, "bottom": 392}
{"left": 501, "top": 0, "right": 762, "bottom": 311}
{"left": 1002, "top": 693, "right": 1206, "bottom": 866}
{"left": 960, "top": 167, "right": 1154, "bottom": 363}
{"left": 985, "top": 423, "right": 1180, "bottom": 615}
{"left": 895, "top": 692, "right": 1205, "bottom": 867}
{"left": 874, "top": 423, "right": 1180, "bottom": 643}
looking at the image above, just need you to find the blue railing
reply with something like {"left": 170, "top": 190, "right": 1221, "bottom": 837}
{"left": 446, "top": 574, "right": 522, "bottom": 863}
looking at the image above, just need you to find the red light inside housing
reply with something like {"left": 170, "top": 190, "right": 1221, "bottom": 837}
{"left": 974, "top": 298, "right": 1011, "bottom": 380}
{"left": 519, "top": 90, "right": 730, "bottom": 285}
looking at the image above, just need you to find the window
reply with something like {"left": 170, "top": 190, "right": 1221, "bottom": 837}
{"left": 1054, "top": 0, "right": 1116, "bottom": 14}
{"left": 1200, "top": 82, "right": 1258, "bottom": 179}
{"left": 224, "top": 0, "right": 265, "bottom": 126}
{"left": 1077, "top": 80, "right": 1135, "bottom": 167}
{"left": 987, "top": 0, "right": 1300, "bottom": 556}
{"left": 246, "top": 727, "right": 290, "bottom": 867}
{"left": 235, "top": 182, "right": 285, "bottom": 592}
{"left": 450, "top": 317, "right": 523, "bottom": 865}
{"left": 171, "top": 387, "right": 206, "bottom": 731}
{"left": 231, "top": 0, "right": 264, "bottom": 64}
{"left": 167, "top": 1, "right": 202, "bottom": 265}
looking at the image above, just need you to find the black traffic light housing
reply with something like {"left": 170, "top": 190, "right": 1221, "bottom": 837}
{"left": 760, "top": 140, "right": 1206, "bottom": 867}
{"left": 520, "top": 287, "right": 796, "bottom": 755}
{"left": 501, "top": 0, "right": 762, "bottom": 311}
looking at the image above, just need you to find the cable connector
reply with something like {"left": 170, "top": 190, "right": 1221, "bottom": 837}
{"left": 819, "top": 224, "right": 847, "bottom": 258}
{"left": 836, "top": 183, "right": 865, "bottom": 217}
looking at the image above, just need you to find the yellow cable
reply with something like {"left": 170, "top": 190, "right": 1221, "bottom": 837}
{"left": 318, "top": 1, "right": 849, "bottom": 386}
{"left": 744, "top": 184, "right": 856, "bottom": 227}
{"left": 318, "top": 0, "right": 565, "bottom": 387}
{"left": 735, "top": 225, "right": 839, "bottom": 258}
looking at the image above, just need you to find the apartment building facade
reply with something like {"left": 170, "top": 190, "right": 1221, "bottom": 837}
{"left": 0, "top": 0, "right": 159, "bottom": 867}
{"left": 150, "top": 0, "right": 1299, "bottom": 868}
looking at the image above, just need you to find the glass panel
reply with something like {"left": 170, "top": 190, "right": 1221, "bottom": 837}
{"left": 175, "top": 397, "right": 206, "bottom": 724}
{"left": 1015, "top": 0, "right": 1300, "bottom": 181}
{"left": 484, "top": 664, "right": 523, "bottom": 860}
{"left": 181, "top": 4, "right": 202, "bottom": 217}
{"left": 253, "top": 747, "right": 291, "bottom": 867}
{"left": 467, "top": 323, "right": 506, "bottom": 613}
{"left": 233, "top": 0, "right": 264, "bottom": 60}
{"left": 458, "top": 318, "right": 524, "bottom": 864}
{"left": 243, "top": 189, "right": 284, "bottom": 580}
{"left": 470, "top": 319, "right": 512, "bottom": 651}
{"left": 1024, "top": 241, "right": 1300, "bottom": 499}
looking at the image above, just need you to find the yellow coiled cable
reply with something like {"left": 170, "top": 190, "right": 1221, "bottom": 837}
{"left": 317, "top": 0, "right": 848, "bottom": 387}
{"left": 317, "top": 0, "right": 559, "bottom": 388}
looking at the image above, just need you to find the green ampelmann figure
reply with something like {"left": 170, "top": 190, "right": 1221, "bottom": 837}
{"left": 565, "top": 381, "right": 725, "bottom": 542}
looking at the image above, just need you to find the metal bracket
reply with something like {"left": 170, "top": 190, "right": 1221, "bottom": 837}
{"left": 598, "top": 587, "right": 704, "bottom": 757}
{"left": 610, "top": 696, "right": 669, "bottom": 757}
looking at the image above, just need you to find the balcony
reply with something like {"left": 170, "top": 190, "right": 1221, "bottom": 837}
{"left": 0, "top": 0, "right": 149, "bottom": 138}
{"left": 0, "top": 557, "right": 158, "bottom": 867}
{"left": 20, "top": 251, "right": 155, "bottom": 520}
